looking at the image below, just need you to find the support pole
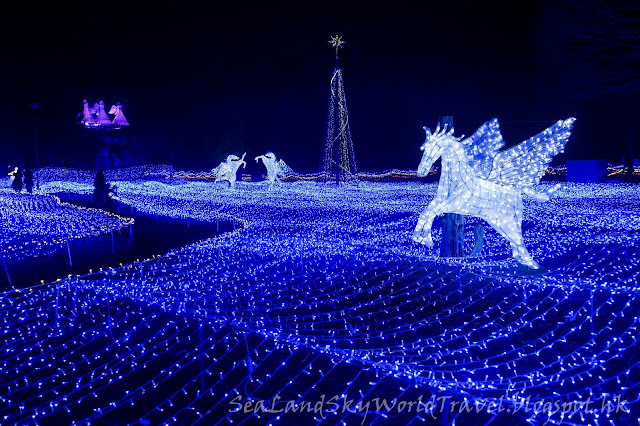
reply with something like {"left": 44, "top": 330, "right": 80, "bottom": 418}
{"left": 111, "top": 229, "right": 115, "bottom": 255}
{"left": 1, "top": 256, "right": 11, "bottom": 286}
{"left": 55, "top": 282, "right": 60, "bottom": 328}
{"left": 440, "top": 213, "right": 465, "bottom": 257}
{"left": 199, "top": 320, "right": 205, "bottom": 394}
{"left": 244, "top": 333, "right": 253, "bottom": 382}
{"left": 299, "top": 239, "right": 304, "bottom": 274}
{"left": 129, "top": 224, "right": 134, "bottom": 245}
{"left": 107, "top": 300, "right": 113, "bottom": 339}
{"left": 590, "top": 289, "right": 594, "bottom": 336}
{"left": 458, "top": 264, "right": 462, "bottom": 304}
{"left": 73, "top": 282, "right": 78, "bottom": 317}
{"left": 66, "top": 239, "right": 73, "bottom": 266}
{"left": 187, "top": 217, "right": 191, "bottom": 229}
{"left": 216, "top": 217, "right": 220, "bottom": 233}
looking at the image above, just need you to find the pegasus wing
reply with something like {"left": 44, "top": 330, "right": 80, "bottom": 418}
{"left": 460, "top": 118, "right": 505, "bottom": 178}
{"left": 487, "top": 118, "right": 576, "bottom": 187}
{"left": 211, "top": 163, "right": 225, "bottom": 176}
{"left": 277, "top": 159, "right": 293, "bottom": 176}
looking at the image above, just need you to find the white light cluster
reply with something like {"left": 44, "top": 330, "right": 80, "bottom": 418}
{"left": 2, "top": 175, "right": 639, "bottom": 424}
{"left": 254, "top": 152, "right": 290, "bottom": 189}
{"left": 413, "top": 118, "right": 576, "bottom": 268}
{"left": 212, "top": 154, "right": 247, "bottom": 189}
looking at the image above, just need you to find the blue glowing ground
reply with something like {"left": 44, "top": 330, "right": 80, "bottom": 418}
{"left": 0, "top": 190, "right": 132, "bottom": 262}
{"left": 2, "top": 175, "right": 640, "bottom": 425}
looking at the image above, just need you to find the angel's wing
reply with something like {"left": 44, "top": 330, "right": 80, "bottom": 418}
{"left": 460, "top": 118, "right": 505, "bottom": 179}
{"left": 487, "top": 118, "right": 575, "bottom": 187}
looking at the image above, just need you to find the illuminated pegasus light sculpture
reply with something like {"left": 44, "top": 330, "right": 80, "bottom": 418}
{"left": 255, "top": 152, "right": 292, "bottom": 189}
{"left": 213, "top": 153, "right": 246, "bottom": 189}
{"left": 412, "top": 117, "right": 576, "bottom": 268}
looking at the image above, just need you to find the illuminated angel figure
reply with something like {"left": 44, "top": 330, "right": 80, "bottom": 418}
{"left": 213, "top": 153, "right": 246, "bottom": 188}
{"left": 412, "top": 117, "right": 576, "bottom": 268}
{"left": 108, "top": 102, "right": 129, "bottom": 126}
{"left": 95, "top": 101, "right": 111, "bottom": 126}
{"left": 255, "top": 152, "right": 290, "bottom": 188}
{"left": 81, "top": 100, "right": 95, "bottom": 126}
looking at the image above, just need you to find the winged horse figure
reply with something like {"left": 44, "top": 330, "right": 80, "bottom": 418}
{"left": 412, "top": 117, "right": 576, "bottom": 268}
{"left": 255, "top": 152, "right": 292, "bottom": 189}
{"left": 213, "top": 153, "right": 247, "bottom": 188}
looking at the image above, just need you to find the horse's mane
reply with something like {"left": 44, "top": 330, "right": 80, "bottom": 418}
{"left": 459, "top": 118, "right": 576, "bottom": 188}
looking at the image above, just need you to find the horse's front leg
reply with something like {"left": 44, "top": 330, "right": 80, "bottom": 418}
{"left": 412, "top": 204, "right": 438, "bottom": 248}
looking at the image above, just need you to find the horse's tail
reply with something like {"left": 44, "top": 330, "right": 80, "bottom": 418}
{"left": 522, "top": 184, "right": 562, "bottom": 202}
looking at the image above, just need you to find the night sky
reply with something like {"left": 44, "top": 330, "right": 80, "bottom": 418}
{"left": 2, "top": 1, "right": 636, "bottom": 173}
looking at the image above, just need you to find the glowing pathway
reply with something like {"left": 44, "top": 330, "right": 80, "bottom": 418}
{"left": 1, "top": 177, "right": 639, "bottom": 424}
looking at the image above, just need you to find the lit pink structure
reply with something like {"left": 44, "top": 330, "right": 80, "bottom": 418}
{"left": 108, "top": 102, "right": 129, "bottom": 126}
{"left": 80, "top": 100, "right": 130, "bottom": 128}
{"left": 95, "top": 101, "right": 111, "bottom": 126}
{"left": 80, "top": 100, "right": 95, "bottom": 126}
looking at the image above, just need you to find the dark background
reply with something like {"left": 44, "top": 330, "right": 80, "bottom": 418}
{"left": 1, "top": 0, "right": 637, "bottom": 173}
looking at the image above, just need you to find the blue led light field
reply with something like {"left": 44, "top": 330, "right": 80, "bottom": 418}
{"left": 0, "top": 190, "right": 133, "bottom": 262}
{"left": 1, "top": 172, "right": 639, "bottom": 425}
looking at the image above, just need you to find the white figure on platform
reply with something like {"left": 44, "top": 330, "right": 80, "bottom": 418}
{"left": 213, "top": 153, "right": 246, "bottom": 188}
{"left": 255, "top": 152, "right": 287, "bottom": 188}
{"left": 108, "top": 102, "right": 130, "bottom": 126}
{"left": 81, "top": 100, "right": 95, "bottom": 126}
{"left": 95, "top": 101, "right": 111, "bottom": 126}
{"left": 412, "top": 117, "right": 576, "bottom": 269}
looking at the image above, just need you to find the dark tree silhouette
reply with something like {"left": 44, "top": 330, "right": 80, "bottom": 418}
{"left": 542, "top": 1, "right": 640, "bottom": 98}
{"left": 24, "top": 168, "right": 34, "bottom": 194}
{"left": 541, "top": 1, "right": 640, "bottom": 177}
{"left": 11, "top": 170, "right": 23, "bottom": 192}
{"left": 93, "top": 170, "right": 114, "bottom": 210}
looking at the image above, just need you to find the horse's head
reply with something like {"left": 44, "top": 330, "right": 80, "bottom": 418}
{"left": 417, "top": 123, "right": 462, "bottom": 177}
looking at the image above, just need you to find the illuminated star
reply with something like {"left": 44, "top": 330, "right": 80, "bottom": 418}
{"left": 328, "top": 35, "right": 345, "bottom": 50}
{"left": 328, "top": 35, "right": 346, "bottom": 64}
{"left": 329, "top": 34, "right": 345, "bottom": 51}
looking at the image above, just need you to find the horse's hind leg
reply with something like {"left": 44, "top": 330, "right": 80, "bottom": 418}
{"left": 413, "top": 203, "right": 438, "bottom": 247}
{"left": 484, "top": 217, "right": 539, "bottom": 269}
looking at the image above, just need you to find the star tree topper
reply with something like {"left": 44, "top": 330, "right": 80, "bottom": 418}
{"left": 328, "top": 35, "right": 345, "bottom": 63}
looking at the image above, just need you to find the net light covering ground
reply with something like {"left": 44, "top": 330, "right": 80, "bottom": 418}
{"left": 0, "top": 190, "right": 132, "bottom": 261}
{"left": 0, "top": 171, "right": 639, "bottom": 425}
